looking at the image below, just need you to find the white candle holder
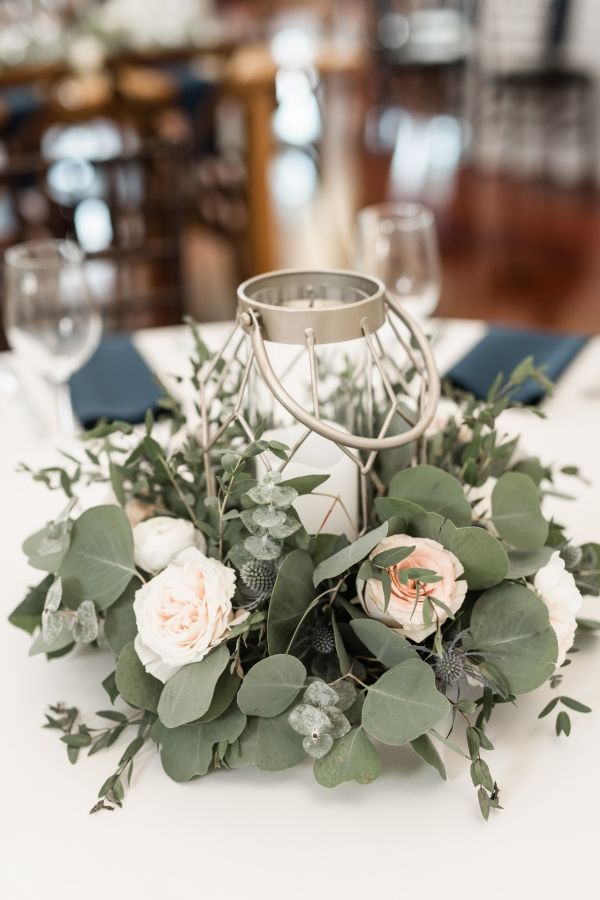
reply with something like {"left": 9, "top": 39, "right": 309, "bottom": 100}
{"left": 196, "top": 269, "right": 440, "bottom": 532}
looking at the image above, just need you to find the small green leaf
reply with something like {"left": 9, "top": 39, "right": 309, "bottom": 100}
{"left": 468, "top": 582, "right": 558, "bottom": 695}
{"left": 157, "top": 644, "right": 230, "bottom": 728}
{"left": 362, "top": 659, "right": 450, "bottom": 745}
{"left": 226, "top": 711, "right": 305, "bottom": 771}
{"left": 313, "top": 727, "right": 381, "bottom": 787}
{"left": 556, "top": 711, "right": 571, "bottom": 736}
{"left": 104, "top": 580, "right": 138, "bottom": 657}
{"left": 115, "top": 642, "right": 162, "bottom": 713}
{"left": 470, "top": 758, "right": 494, "bottom": 792}
{"left": 491, "top": 473, "right": 549, "bottom": 551}
{"left": 350, "top": 619, "right": 417, "bottom": 668}
{"left": 388, "top": 465, "right": 472, "bottom": 526}
{"left": 267, "top": 550, "right": 315, "bottom": 654}
{"left": 59, "top": 506, "right": 136, "bottom": 610}
{"left": 237, "top": 655, "right": 306, "bottom": 717}
{"left": 410, "top": 733, "right": 447, "bottom": 780}
{"left": 560, "top": 696, "right": 591, "bottom": 714}
{"left": 313, "top": 522, "right": 388, "bottom": 587}
{"left": 538, "top": 697, "right": 560, "bottom": 719}
{"left": 372, "top": 546, "right": 415, "bottom": 568}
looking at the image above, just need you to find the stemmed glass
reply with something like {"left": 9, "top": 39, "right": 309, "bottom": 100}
{"left": 353, "top": 202, "right": 442, "bottom": 323}
{"left": 3, "top": 239, "right": 102, "bottom": 434}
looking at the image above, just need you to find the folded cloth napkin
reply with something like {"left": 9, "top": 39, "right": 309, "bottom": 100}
{"left": 70, "top": 334, "right": 164, "bottom": 428}
{"left": 446, "top": 325, "right": 588, "bottom": 404}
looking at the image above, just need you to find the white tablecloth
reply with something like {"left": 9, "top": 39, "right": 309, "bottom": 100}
{"left": 1, "top": 321, "right": 599, "bottom": 900}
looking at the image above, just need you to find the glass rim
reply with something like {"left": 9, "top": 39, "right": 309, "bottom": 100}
{"left": 4, "top": 239, "right": 84, "bottom": 270}
{"left": 355, "top": 201, "right": 435, "bottom": 230}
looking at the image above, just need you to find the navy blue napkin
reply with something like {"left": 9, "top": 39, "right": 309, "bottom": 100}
{"left": 446, "top": 325, "right": 587, "bottom": 404}
{"left": 70, "top": 334, "right": 164, "bottom": 428}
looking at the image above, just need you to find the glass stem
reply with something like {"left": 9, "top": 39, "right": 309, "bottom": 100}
{"left": 53, "top": 380, "right": 76, "bottom": 436}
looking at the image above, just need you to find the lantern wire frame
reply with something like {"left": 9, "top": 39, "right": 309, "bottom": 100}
{"left": 194, "top": 270, "right": 441, "bottom": 536}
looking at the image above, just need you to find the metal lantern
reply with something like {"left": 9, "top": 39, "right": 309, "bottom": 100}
{"left": 196, "top": 269, "right": 440, "bottom": 533}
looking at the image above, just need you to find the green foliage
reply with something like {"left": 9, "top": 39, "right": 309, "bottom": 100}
{"left": 468, "top": 583, "right": 558, "bottom": 695}
{"left": 59, "top": 506, "right": 136, "bottom": 610}
{"left": 507, "top": 546, "right": 553, "bottom": 579}
{"left": 157, "top": 644, "right": 230, "bottom": 728}
{"left": 158, "top": 706, "right": 246, "bottom": 782}
{"left": 9, "top": 575, "right": 53, "bottom": 634}
{"left": 362, "top": 659, "right": 450, "bottom": 745}
{"left": 491, "top": 472, "right": 549, "bottom": 551}
{"left": 388, "top": 465, "right": 472, "bottom": 526}
{"left": 313, "top": 522, "right": 388, "bottom": 586}
{"left": 104, "top": 580, "right": 138, "bottom": 657}
{"left": 410, "top": 733, "right": 447, "bottom": 780}
{"left": 313, "top": 727, "right": 381, "bottom": 787}
{"left": 350, "top": 619, "right": 417, "bottom": 668}
{"left": 115, "top": 642, "right": 162, "bottom": 713}
{"left": 226, "top": 711, "right": 305, "bottom": 771}
{"left": 23, "top": 523, "right": 71, "bottom": 573}
{"left": 267, "top": 550, "right": 315, "bottom": 654}
{"left": 237, "top": 655, "right": 306, "bottom": 717}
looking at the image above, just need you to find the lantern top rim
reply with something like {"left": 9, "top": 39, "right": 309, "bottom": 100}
{"left": 237, "top": 268, "right": 387, "bottom": 345}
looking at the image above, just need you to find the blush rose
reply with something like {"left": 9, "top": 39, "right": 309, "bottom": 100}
{"left": 360, "top": 534, "right": 468, "bottom": 642}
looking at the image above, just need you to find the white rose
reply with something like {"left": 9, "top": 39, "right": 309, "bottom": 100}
{"left": 534, "top": 551, "right": 582, "bottom": 666}
{"left": 359, "top": 534, "right": 468, "bottom": 642}
{"left": 134, "top": 546, "right": 247, "bottom": 682}
{"left": 133, "top": 516, "right": 207, "bottom": 573}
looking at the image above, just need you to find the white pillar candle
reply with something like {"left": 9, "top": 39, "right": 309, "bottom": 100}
{"left": 257, "top": 423, "right": 360, "bottom": 540}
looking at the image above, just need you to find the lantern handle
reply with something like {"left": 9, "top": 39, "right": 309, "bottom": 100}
{"left": 240, "top": 298, "right": 440, "bottom": 453}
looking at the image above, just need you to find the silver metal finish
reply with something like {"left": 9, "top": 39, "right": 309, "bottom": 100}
{"left": 238, "top": 269, "right": 387, "bottom": 344}
{"left": 196, "top": 269, "right": 441, "bottom": 531}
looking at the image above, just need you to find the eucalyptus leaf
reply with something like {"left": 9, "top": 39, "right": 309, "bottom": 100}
{"left": 313, "top": 727, "right": 381, "bottom": 787}
{"left": 362, "top": 658, "right": 450, "bottom": 745}
{"left": 267, "top": 550, "right": 315, "bottom": 654}
{"left": 304, "top": 680, "right": 339, "bottom": 707}
{"left": 23, "top": 522, "right": 71, "bottom": 573}
{"left": 157, "top": 644, "right": 230, "bottom": 728}
{"left": 468, "top": 582, "right": 558, "bottom": 694}
{"left": 226, "top": 711, "right": 305, "bottom": 771}
{"left": 288, "top": 703, "right": 332, "bottom": 736}
{"left": 195, "top": 670, "right": 241, "bottom": 723}
{"left": 9, "top": 574, "right": 53, "bottom": 634}
{"left": 29, "top": 622, "right": 73, "bottom": 656}
{"left": 313, "top": 522, "right": 389, "bottom": 587}
{"left": 160, "top": 706, "right": 246, "bottom": 782}
{"left": 237, "top": 654, "right": 306, "bottom": 717}
{"left": 72, "top": 600, "right": 99, "bottom": 643}
{"left": 507, "top": 546, "right": 554, "bottom": 579}
{"left": 44, "top": 577, "right": 62, "bottom": 612}
{"left": 491, "top": 472, "right": 549, "bottom": 551}
{"left": 350, "top": 619, "right": 417, "bottom": 667}
{"left": 280, "top": 474, "right": 330, "bottom": 495}
{"left": 115, "top": 642, "right": 162, "bottom": 713}
{"left": 410, "top": 733, "right": 447, "bottom": 780}
{"left": 59, "top": 506, "right": 136, "bottom": 610}
{"left": 104, "top": 580, "right": 138, "bottom": 657}
{"left": 303, "top": 733, "right": 333, "bottom": 758}
{"left": 389, "top": 465, "right": 472, "bottom": 526}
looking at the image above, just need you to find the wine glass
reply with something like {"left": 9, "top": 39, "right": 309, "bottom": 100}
{"left": 353, "top": 202, "right": 442, "bottom": 322}
{"left": 3, "top": 239, "right": 102, "bottom": 434}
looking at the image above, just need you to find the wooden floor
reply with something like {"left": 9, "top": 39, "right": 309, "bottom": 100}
{"left": 373, "top": 164, "right": 600, "bottom": 334}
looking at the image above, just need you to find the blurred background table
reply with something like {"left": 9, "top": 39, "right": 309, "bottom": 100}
{"left": 2, "top": 0, "right": 600, "bottom": 352}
